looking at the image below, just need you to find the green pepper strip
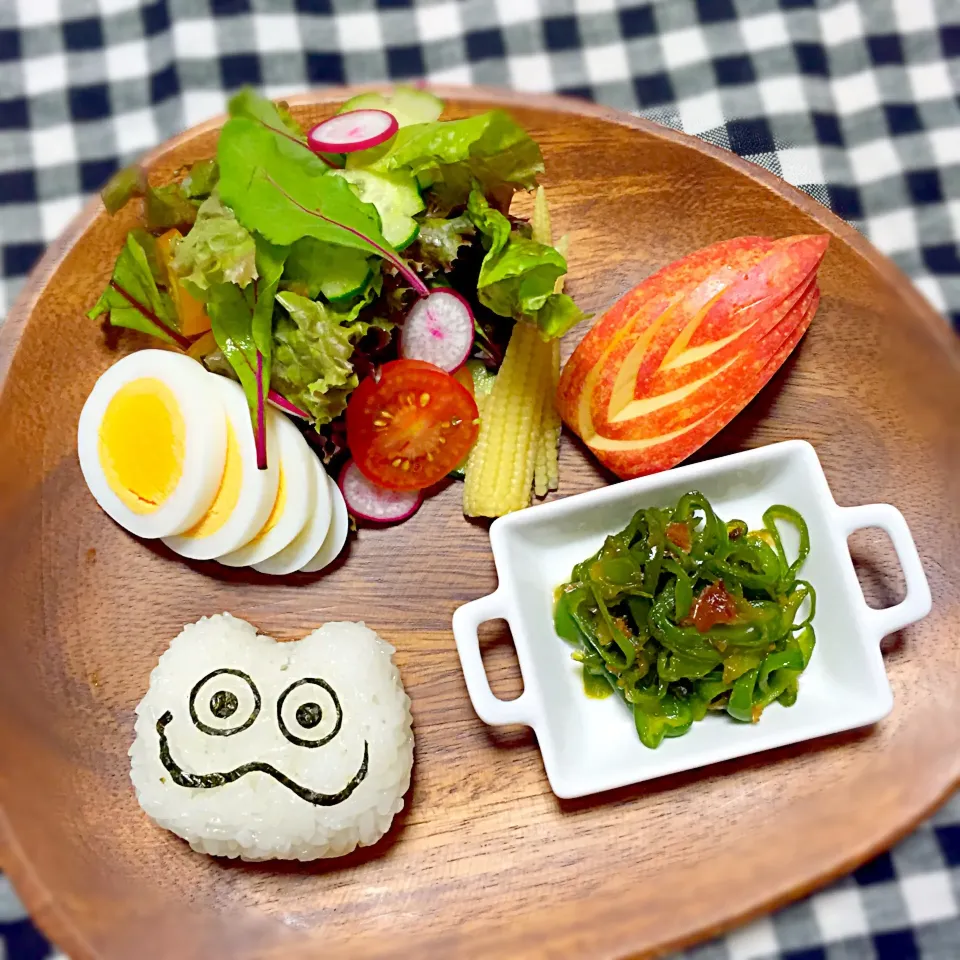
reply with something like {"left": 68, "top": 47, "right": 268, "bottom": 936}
{"left": 709, "top": 534, "right": 782, "bottom": 592}
{"left": 657, "top": 648, "right": 718, "bottom": 683}
{"left": 633, "top": 693, "right": 693, "bottom": 748}
{"left": 672, "top": 491, "right": 724, "bottom": 559}
{"left": 757, "top": 645, "right": 804, "bottom": 694}
{"left": 554, "top": 491, "right": 817, "bottom": 748}
{"left": 663, "top": 557, "right": 694, "bottom": 619}
{"left": 626, "top": 596, "right": 651, "bottom": 640}
{"left": 794, "top": 623, "right": 816, "bottom": 667}
{"left": 726, "top": 668, "right": 759, "bottom": 722}
{"left": 642, "top": 510, "right": 667, "bottom": 595}
{"left": 589, "top": 584, "right": 636, "bottom": 666}
{"left": 787, "top": 580, "right": 817, "bottom": 631}
{"left": 763, "top": 505, "right": 811, "bottom": 585}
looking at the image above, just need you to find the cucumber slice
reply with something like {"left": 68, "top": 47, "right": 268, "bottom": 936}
{"left": 449, "top": 362, "right": 496, "bottom": 481}
{"left": 281, "top": 238, "right": 373, "bottom": 302}
{"left": 322, "top": 264, "right": 373, "bottom": 302}
{"left": 338, "top": 86, "right": 443, "bottom": 128}
{"left": 332, "top": 167, "right": 424, "bottom": 250}
{"left": 466, "top": 359, "right": 497, "bottom": 398}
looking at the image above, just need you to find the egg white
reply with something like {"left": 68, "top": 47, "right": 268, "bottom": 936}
{"left": 252, "top": 457, "right": 333, "bottom": 576}
{"left": 162, "top": 375, "right": 280, "bottom": 561}
{"left": 77, "top": 350, "right": 227, "bottom": 539}
{"left": 216, "top": 410, "right": 317, "bottom": 568}
{"left": 300, "top": 474, "right": 349, "bottom": 573}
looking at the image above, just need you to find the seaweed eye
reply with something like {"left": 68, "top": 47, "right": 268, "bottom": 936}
{"left": 277, "top": 679, "right": 342, "bottom": 748}
{"left": 210, "top": 690, "right": 238, "bottom": 719}
{"left": 189, "top": 669, "right": 260, "bottom": 737}
{"left": 295, "top": 702, "right": 322, "bottom": 728}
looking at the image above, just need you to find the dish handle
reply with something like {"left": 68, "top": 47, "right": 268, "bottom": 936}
{"left": 452, "top": 591, "right": 535, "bottom": 727}
{"left": 834, "top": 503, "right": 932, "bottom": 639}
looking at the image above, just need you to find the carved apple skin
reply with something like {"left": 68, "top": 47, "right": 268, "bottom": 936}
{"left": 557, "top": 235, "right": 828, "bottom": 479}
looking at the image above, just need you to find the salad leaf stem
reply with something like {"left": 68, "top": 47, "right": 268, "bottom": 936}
{"left": 255, "top": 350, "right": 267, "bottom": 469}
{"left": 267, "top": 390, "right": 309, "bottom": 418}
{"left": 107, "top": 279, "right": 193, "bottom": 350}
{"left": 263, "top": 173, "right": 428, "bottom": 297}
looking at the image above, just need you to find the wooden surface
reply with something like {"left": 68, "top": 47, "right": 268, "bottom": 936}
{"left": 0, "top": 87, "right": 958, "bottom": 960}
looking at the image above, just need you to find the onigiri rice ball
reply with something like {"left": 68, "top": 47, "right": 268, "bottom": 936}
{"left": 129, "top": 614, "right": 414, "bottom": 861}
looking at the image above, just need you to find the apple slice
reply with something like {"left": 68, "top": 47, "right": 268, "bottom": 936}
{"left": 585, "top": 289, "right": 820, "bottom": 478}
{"left": 558, "top": 237, "right": 774, "bottom": 419}
{"left": 556, "top": 234, "right": 828, "bottom": 479}
{"left": 595, "top": 281, "right": 819, "bottom": 443}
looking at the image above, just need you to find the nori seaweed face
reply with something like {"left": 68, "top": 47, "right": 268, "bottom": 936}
{"left": 159, "top": 671, "right": 369, "bottom": 807}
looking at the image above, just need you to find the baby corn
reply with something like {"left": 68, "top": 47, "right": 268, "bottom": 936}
{"left": 464, "top": 188, "right": 565, "bottom": 517}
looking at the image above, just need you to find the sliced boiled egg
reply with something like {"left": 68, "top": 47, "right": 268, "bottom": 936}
{"left": 300, "top": 475, "right": 349, "bottom": 573}
{"left": 162, "top": 375, "right": 280, "bottom": 561}
{"left": 217, "top": 410, "right": 317, "bottom": 568}
{"left": 77, "top": 350, "right": 226, "bottom": 539}
{"left": 252, "top": 458, "right": 332, "bottom": 576}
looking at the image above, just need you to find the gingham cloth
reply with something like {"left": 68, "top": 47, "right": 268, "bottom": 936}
{"left": 0, "top": 1, "right": 957, "bottom": 958}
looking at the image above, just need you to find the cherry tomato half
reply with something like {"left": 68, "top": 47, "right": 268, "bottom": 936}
{"left": 346, "top": 359, "right": 479, "bottom": 491}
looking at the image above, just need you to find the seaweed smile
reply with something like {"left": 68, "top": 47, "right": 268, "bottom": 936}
{"left": 156, "top": 712, "right": 369, "bottom": 806}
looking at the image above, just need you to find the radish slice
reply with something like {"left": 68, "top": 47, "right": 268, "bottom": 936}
{"left": 339, "top": 460, "right": 423, "bottom": 524}
{"left": 307, "top": 110, "right": 398, "bottom": 154}
{"left": 400, "top": 289, "right": 474, "bottom": 373}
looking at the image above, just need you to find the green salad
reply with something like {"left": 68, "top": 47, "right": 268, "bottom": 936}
{"left": 91, "top": 87, "right": 583, "bottom": 469}
{"left": 554, "top": 493, "right": 816, "bottom": 748}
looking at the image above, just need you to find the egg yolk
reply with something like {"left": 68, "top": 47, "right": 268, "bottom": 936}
{"left": 246, "top": 466, "right": 286, "bottom": 546}
{"left": 181, "top": 423, "right": 242, "bottom": 539}
{"left": 98, "top": 378, "right": 185, "bottom": 514}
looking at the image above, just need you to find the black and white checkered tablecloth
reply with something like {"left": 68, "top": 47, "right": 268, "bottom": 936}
{"left": 0, "top": 1, "right": 957, "bottom": 958}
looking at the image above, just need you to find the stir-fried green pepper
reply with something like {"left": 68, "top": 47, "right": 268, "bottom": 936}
{"left": 553, "top": 491, "right": 816, "bottom": 748}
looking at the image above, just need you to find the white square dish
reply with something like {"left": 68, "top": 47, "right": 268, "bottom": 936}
{"left": 452, "top": 440, "right": 931, "bottom": 799}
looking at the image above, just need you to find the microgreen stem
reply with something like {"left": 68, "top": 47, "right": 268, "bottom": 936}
{"left": 255, "top": 351, "right": 267, "bottom": 470}
{"left": 268, "top": 390, "right": 309, "bottom": 419}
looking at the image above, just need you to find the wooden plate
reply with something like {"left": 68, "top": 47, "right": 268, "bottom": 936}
{"left": 0, "top": 88, "right": 957, "bottom": 960}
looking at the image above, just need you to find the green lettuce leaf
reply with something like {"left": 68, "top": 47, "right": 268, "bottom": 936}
{"left": 217, "top": 114, "right": 426, "bottom": 295}
{"left": 467, "top": 190, "right": 511, "bottom": 259}
{"left": 535, "top": 292, "right": 585, "bottom": 339}
{"left": 468, "top": 190, "right": 583, "bottom": 339}
{"left": 173, "top": 193, "right": 258, "bottom": 295}
{"left": 100, "top": 161, "right": 216, "bottom": 217}
{"left": 230, "top": 89, "right": 305, "bottom": 138}
{"left": 217, "top": 115, "right": 369, "bottom": 250}
{"left": 181, "top": 159, "right": 219, "bottom": 198}
{"left": 252, "top": 238, "right": 286, "bottom": 361}
{"left": 129, "top": 228, "right": 166, "bottom": 285}
{"left": 271, "top": 285, "right": 388, "bottom": 425}
{"left": 281, "top": 237, "right": 374, "bottom": 301}
{"left": 216, "top": 89, "right": 426, "bottom": 292}
{"left": 100, "top": 164, "right": 147, "bottom": 214}
{"left": 354, "top": 110, "right": 543, "bottom": 211}
{"left": 144, "top": 183, "right": 200, "bottom": 231}
{"left": 207, "top": 283, "right": 260, "bottom": 403}
{"left": 87, "top": 233, "right": 189, "bottom": 348}
{"left": 206, "top": 238, "right": 288, "bottom": 467}
{"left": 412, "top": 213, "right": 475, "bottom": 272}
